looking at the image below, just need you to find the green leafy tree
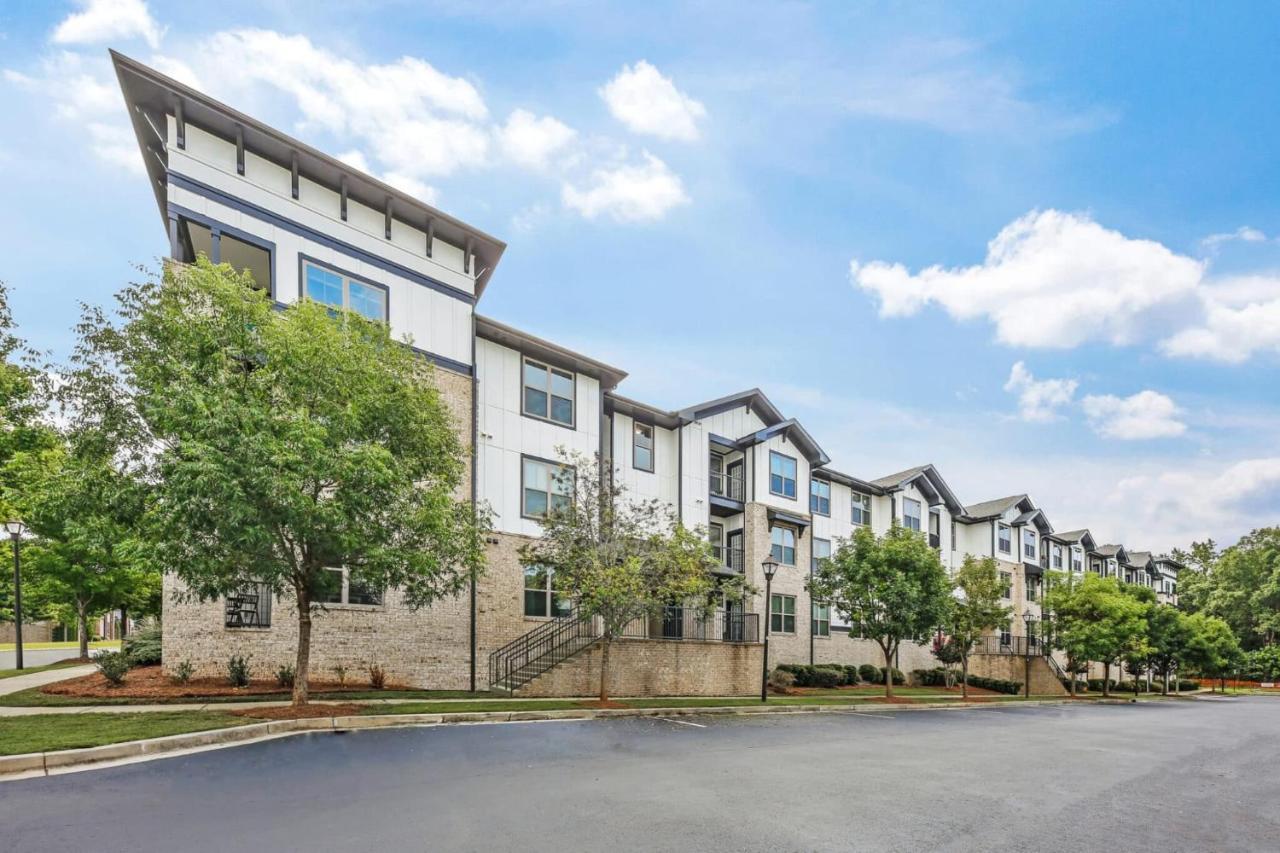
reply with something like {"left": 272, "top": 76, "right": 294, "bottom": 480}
{"left": 1184, "top": 613, "right": 1243, "bottom": 693}
{"left": 949, "top": 555, "right": 1012, "bottom": 699}
{"left": 1243, "top": 646, "right": 1280, "bottom": 682}
{"left": 1044, "top": 571, "right": 1089, "bottom": 694}
{"left": 1146, "top": 605, "right": 1194, "bottom": 695}
{"left": 77, "top": 259, "right": 487, "bottom": 704}
{"left": 809, "top": 524, "right": 952, "bottom": 698}
{"left": 1204, "top": 529, "right": 1280, "bottom": 649}
{"left": 1169, "top": 539, "right": 1217, "bottom": 616}
{"left": 1048, "top": 575, "right": 1146, "bottom": 697}
{"left": 521, "top": 451, "right": 742, "bottom": 702}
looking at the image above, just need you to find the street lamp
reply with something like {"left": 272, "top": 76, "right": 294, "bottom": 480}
{"left": 4, "top": 520, "right": 27, "bottom": 671}
{"left": 1022, "top": 611, "right": 1037, "bottom": 698}
{"left": 760, "top": 556, "right": 781, "bottom": 703}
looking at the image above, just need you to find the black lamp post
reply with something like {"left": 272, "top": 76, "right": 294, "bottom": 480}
{"left": 4, "top": 520, "right": 27, "bottom": 671}
{"left": 1023, "top": 611, "right": 1037, "bottom": 698}
{"left": 760, "top": 556, "right": 780, "bottom": 702}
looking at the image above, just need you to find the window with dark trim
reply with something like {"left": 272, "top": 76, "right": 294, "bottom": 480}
{"left": 770, "top": 593, "right": 796, "bottom": 633}
{"left": 1052, "top": 544, "right": 1063, "bottom": 569}
{"left": 770, "top": 525, "right": 796, "bottom": 566}
{"left": 522, "top": 358, "right": 574, "bottom": 426}
{"left": 1023, "top": 528, "right": 1037, "bottom": 560}
{"left": 903, "top": 498, "right": 922, "bottom": 532}
{"left": 769, "top": 451, "right": 797, "bottom": 499}
{"left": 314, "top": 567, "right": 383, "bottom": 607}
{"left": 523, "top": 565, "right": 571, "bottom": 618}
{"left": 999, "top": 571, "right": 1013, "bottom": 600}
{"left": 811, "top": 602, "right": 830, "bottom": 637}
{"left": 178, "top": 215, "right": 273, "bottom": 295}
{"left": 998, "top": 524, "right": 1012, "bottom": 554}
{"left": 810, "top": 479, "right": 830, "bottom": 515}
{"left": 1072, "top": 546, "right": 1084, "bottom": 572}
{"left": 522, "top": 456, "right": 573, "bottom": 519}
{"left": 633, "top": 421, "right": 654, "bottom": 472}
{"left": 225, "top": 582, "right": 273, "bottom": 628}
{"left": 303, "top": 259, "right": 386, "bottom": 322}
{"left": 812, "top": 537, "right": 831, "bottom": 575}
{"left": 852, "top": 492, "right": 871, "bottom": 527}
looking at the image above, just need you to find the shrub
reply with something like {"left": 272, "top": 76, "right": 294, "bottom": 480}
{"left": 965, "top": 674, "right": 1021, "bottom": 695}
{"left": 842, "top": 665, "right": 862, "bottom": 685}
{"left": 369, "top": 664, "right": 387, "bottom": 690}
{"left": 858, "top": 664, "right": 880, "bottom": 683}
{"left": 1086, "top": 678, "right": 1117, "bottom": 693}
{"left": 227, "top": 655, "right": 251, "bottom": 688}
{"left": 334, "top": 664, "right": 348, "bottom": 686}
{"left": 915, "top": 668, "right": 951, "bottom": 687}
{"left": 275, "top": 664, "right": 296, "bottom": 688}
{"left": 122, "top": 622, "right": 162, "bottom": 666}
{"left": 768, "top": 668, "right": 796, "bottom": 693}
{"left": 172, "top": 660, "right": 194, "bottom": 685}
{"left": 1175, "top": 679, "right": 1201, "bottom": 692}
{"left": 879, "top": 666, "right": 906, "bottom": 686}
{"left": 95, "top": 651, "right": 130, "bottom": 686}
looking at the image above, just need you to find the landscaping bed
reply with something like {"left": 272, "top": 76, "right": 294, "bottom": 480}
{"left": 41, "top": 665, "right": 376, "bottom": 700}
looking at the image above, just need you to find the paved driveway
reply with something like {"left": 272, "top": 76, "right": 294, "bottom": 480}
{"left": 2, "top": 697, "right": 1276, "bottom": 852}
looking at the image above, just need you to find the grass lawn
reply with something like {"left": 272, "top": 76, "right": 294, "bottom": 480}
{"left": 0, "top": 686, "right": 492, "bottom": 707}
{"left": 0, "top": 660, "right": 85, "bottom": 681}
{"left": 0, "top": 640, "right": 119, "bottom": 652}
{"left": 0, "top": 711, "right": 252, "bottom": 756}
{"left": 370, "top": 693, "right": 1049, "bottom": 715}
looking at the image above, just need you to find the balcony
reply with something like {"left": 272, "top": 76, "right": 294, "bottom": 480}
{"left": 620, "top": 608, "right": 759, "bottom": 644}
{"left": 928, "top": 533, "right": 940, "bottom": 550}
{"left": 709, "top": 468, "right": 745, "bottom": 516}
{"left": 712, "top": 545, "right": 745, "bottom": 574}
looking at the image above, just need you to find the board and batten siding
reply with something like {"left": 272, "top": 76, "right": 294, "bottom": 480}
{"left": 475, "top": 337, "right": 601, "bottom": 538}
{"left": 164, "top": 118, "right": 474, "bottom": 369}
{"left": 610, "top": 413, "right": 679, "bottom": 509}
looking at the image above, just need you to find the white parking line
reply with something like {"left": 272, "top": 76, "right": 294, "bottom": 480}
{"left": 657, "top": 717, "right": 707, "bottom": 728}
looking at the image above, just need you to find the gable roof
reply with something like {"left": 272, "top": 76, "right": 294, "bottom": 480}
{"left": 869, "top": 464, "right": 965, "bottom": 513}
{"left": 962, "top": 495, "right": 1026, "bottom": 520}
{"left": 1128, "top": 550, "right": 1155, "bottom": 569}
{"left": 111, "top": 51, "right": 506, "bottom": 297}
{"left": 677, "top": 388, "right": 784, "bottom": 426}
{"left": 478, "top": 316, "right": 627, "bottom": 390}
{"left": 738, "top": 419, "right": 830, "bottom": 466}
{"left": 1096, "top": 544, "right": 1129, "bottom": 563}
{"left": 604, "top": 392, "right": 682, "bottom": 430}
{"left": 1052, "top": 529, "right": 1098, "bottom": 552}
{"left": 813, "top": 466, "right": 886, "bottom": 496}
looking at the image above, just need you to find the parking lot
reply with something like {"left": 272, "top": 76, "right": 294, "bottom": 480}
{"left": 3, "top": 696, "right": 1276, "bottom": 852}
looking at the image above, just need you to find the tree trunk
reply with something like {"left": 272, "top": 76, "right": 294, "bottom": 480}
{"left": 293, "top": 587, "right": 312, "bottom": 706}
{"left": 883, "top": 644, "right": 894, "bottom": 699}
{"left": 961, "top": 653, "right": 969, "bottom": 700}
{"left": 1103, "top": 662, "right": 1111, "bottom": 698}
{"left": 598, "top": 637, "right": 611, "bottom": 703}
{"left": 1162, "top": 669, "right": 1169, "bottom": 696}
{"left": 119, "top": 606, "right": 128, "bottom": 640}
{"left": 77, "top": 602, "right": 90, "bottom": 661}
{"left": 1069, "top": 661, "right": 1077, "bottom": 697}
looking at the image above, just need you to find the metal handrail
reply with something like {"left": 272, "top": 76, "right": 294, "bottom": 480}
{"left": 487, "top": 605, "right": 600, "bottom": 691}
{"left": 710, "top": 471, "right": 745, "bottom": 501}
{"left": 970, "top": 635, "right": 1048, "bottom": 657}
{"left": 618, "top": 610, "right": 759, "bottom": 643}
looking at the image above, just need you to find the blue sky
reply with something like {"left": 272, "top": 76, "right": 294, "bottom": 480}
{"left": 2, "top": 1, "right": 1279, "bottom": 551}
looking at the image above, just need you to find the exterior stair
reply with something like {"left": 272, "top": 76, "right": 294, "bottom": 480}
{"left": 487, "top": 606, "right": 601, "bottom": 695}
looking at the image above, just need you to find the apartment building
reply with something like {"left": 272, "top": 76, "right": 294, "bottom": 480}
{"left": 113, "top": 53, "right": 1179, "bottom": 697}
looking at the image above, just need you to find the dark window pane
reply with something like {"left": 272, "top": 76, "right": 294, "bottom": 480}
{"left": 550, "top": 394, "right": 573, "bottom": 424}
{"left": 524, "top": 589, "right": 547, "bottom": 617}
{"left": 524, "top": 489, "right": 548, "bottom": 518}
{"left": 524, "top": 387, "right": 548, "bottom": 418}
{"left": 347, "top": 578, "right": 383, "bottom": 606}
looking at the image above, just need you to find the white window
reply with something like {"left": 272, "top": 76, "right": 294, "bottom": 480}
{"left": 903, "top": 498, "right": 922, "bottom": 532}
{"left": 770, "top": 594, "right": 796, "bottom": 633}
{"left": 709, "top": 523, "right": 724, "bottom": 563}
{"left": 316, "top": 567, "right": 382, "bottom": 607}
{"left": 632, "top": 422, "right": 654, "bottom": 472}
{"left": 303, "top": 259, "right": 387, "bottom": 322}
{"left": 522, "top": 456, "right": 573, "bottom": 519}
{"left": 1023, "top": 528, "right": 1037, "bottom": 560}
{"left": 523, "top": 565, "right": 571, "bottom": 618}
{"left": 810, "top": 479, "right": 831, "bottom": 515}
{"left": 770, "top": 526, "right": 796, "bottom": 566}
{"left": 1071, "top": 546, "right": 1083, "bottom": 572}
{"left": 852, "top": 492, "right": 872, "bottom": 526}
{"left": 812, "top": 537, "right": 831, "bottom": 574}
{"left": 1052, "top": 544, "right": 1063, "bottom": 569}
{"left": 769, "top": 452, "right": 798, "bottom": 499}
{"left": 811, "top": 602, "right": 830, "bottom": 637}
{"left": 998, "top": 524, "right": 1012, "bottom": 554}
{"left": 523, "top": 359, "right": 574, "bottom": 426}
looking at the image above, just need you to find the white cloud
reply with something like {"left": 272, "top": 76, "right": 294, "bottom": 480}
{"left": 52, "top": 0, "right": 163, "bottom": 50}
{"left": 381, "top": 171, "right": 438, "bottom": 205}
{"left": 497, "top": 109, "right": 576, "bottom": 170}
{"left": 561, "top": 152, "right": 689, "bottom": 222}
{"left": 1201, "top": 225, "right": 1267, "bottom": 252}
{"left": 851, "top": 209, "right": 1206, "bottom": 349}
{"left": 1159, "top": 275, "right": 1280, "bottom": 364}
{"left": 1003, "top": 361, "right": 1077, "bottom": 422}
{"left": 599, "top": 60, "right": 706, "bottom": 142}
{"left": 1081, "top": 390, "right": 1186, "bottom": 440}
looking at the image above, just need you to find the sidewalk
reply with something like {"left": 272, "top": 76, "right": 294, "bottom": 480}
{"left": 0, "top": 665, "right": 97, "bottom": 698}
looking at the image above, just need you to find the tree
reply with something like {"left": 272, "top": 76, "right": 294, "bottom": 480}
{"left": 1204, "top": 529, "right": 1280, "bottom": 649}
{"left": 949, "top": 555, "right": 1011, "bottom": 699}
{"left": 1146, "top": 605, "right": 1194, "bottom": 695}
{"left": 809, "top": 524, "right": 952, "bottom": 699}
{"left": 1170, "top": 539, "right": 1217, "bottom": 616}
{"left": 1184, "top": 613, "right": 1242, "bottom": 693}
{"left": 1049, "top": 575, "right": 1146, "bottom": 697}
{"left": 520, "top": 451, "right": 739, "bottom": 702}
{"left": 1044, "top": 571, "right": 1089, "bottom": 695}
{"left": 77, "top": 259, "right": 486, "bottom": 705}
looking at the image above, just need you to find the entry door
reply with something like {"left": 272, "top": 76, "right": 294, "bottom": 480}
{"left": 726, "top": 459, "right": 744, "bottom": 500}
{"left": 723, "top": 598, "right": 744, "bottom": 642}
{"left": 726, "top": 530, "right": 743, "bottom": 573}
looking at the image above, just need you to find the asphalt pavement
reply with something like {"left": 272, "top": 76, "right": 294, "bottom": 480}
{"left": 2, "top": 696, "right": 1275, "bottom": 853}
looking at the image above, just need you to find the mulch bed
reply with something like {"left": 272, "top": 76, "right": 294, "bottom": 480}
{"left": 789, "top": 685, "right": 1001, "bottom": 697}
{"left": 40, "top": 665, "right": 385, "bottom": 700}
{"left": 231, "top": 703, "right": 367, "bottom": 720}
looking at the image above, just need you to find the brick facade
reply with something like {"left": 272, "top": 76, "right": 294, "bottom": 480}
{"left": 519, "top": 637, "right": 763, "bottom": 697}
{"left": 968, "top": 653, "right": 1068, "bottom": 696}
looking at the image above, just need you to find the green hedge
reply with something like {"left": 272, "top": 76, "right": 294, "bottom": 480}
{"left": 858, "top": 664, "right": 880, "bottom": 683}
{"left": 965, "top": 674, "right": 1021, "bottom": 695}
{"left": 775, "top": 663, "right": 860, "bottom": 688}
{"left": 123, "top": 623, "right": 162, "bottom": 667}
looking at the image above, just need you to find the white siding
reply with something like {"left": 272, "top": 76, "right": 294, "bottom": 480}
{"left": 475, "top": 338, "right": 601, "bottom": 537}
{"left": 610, "top": 413, "right": 678, "bottom": 511}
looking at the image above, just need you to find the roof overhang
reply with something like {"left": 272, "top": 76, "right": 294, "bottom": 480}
{"left": 739, "top": 419, "right": 829, "bottom": 466}
{"left": 882, "top": 465, "right": 965, "bottom": 514}
{"left": 111, "top": 50, "right": 507, "bottom": 297}
{"left": 477, "top": 315, "right": 627, "bottom": 390}
{"left": 813, "top": 467, "right": 886, "bottom": 496}
{"left": 604, "top": 392, "right": 683, "bottom": 430}
{"left": 768, "top": 508, "right": 810, "bottom": 530}
{"left": 677, "top": 388, "right": 785, "bottom": 426}
{"left": 1012, "top": 507, "right": 1053, "bottom": 535}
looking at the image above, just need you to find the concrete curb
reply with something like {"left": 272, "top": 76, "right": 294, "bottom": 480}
{"left": 0, "top": 695, "right": 1144, "bottom": 781}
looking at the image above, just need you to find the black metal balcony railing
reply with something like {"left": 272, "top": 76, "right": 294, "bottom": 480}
{"left": 971, "top": 635, "right": 1046, "bottom": 657}
{"left": 928, "top": 533, "right": 940, "bottom": 549}
{"left": 710, "top": 470, "right": 745, "bottom": 502}
{"left": 620, "top": 609, "right": 759, "bottom": 644}
{"left": 712, "top": 546, "right": 745, "bottom": 573}
{"left": 225, "top": 583, "right": 273, "bottom": 628}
